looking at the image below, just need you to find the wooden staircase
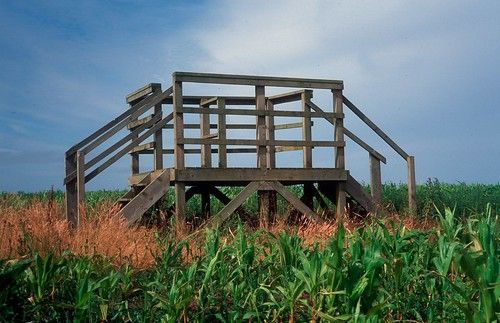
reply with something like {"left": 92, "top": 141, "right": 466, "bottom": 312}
{"left": 117, "top": 169, "right": 170, "bottom": 223}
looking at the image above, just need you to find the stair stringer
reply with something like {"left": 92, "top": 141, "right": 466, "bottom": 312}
{"left": 119, "top": 169, "right": 170, "bottom": 223}
{"left": 345, "top": 174, "right": 374, "bottom": 213}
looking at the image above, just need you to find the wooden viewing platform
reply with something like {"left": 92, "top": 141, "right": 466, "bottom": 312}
{"left": 64, "top": 72, "right": 416, "bottom": 228}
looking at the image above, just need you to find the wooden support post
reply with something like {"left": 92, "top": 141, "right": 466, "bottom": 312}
{"left": 217, "top": 98, "right": 227, "bottom": 168}
{"left": 200, "top": 102, "right": 212, "bottom": 216}
{"left": 65, "top": 152, "right": 78, "bottom": 228}
{"left": 407, "top": 155, "right": 416, "bottom": 214}
{"left": 333, "top": 89, "right": 346, "bottom": 218}
{"left": 266, "top": 99, "right": 277, "bottom": 222}
{"left": 153, "top": 86, "right": 163, "bottom": 170}
{"left": 256, "top": 86, "right": 270, "bottom": 227}
{"left": 76, "top": 150, "right": 85, "bottom": 224}
{"left": 302, "top": 92, "right": 314, "bottom": 209}
{"left": 173, "top": 79, "right": 185, "bottom": 225}
{"left": 369, "top": 153, "right": 382, "bottom": 205}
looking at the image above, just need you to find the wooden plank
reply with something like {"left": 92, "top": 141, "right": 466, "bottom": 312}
{"left": 120, "top": 169, "right": 170, "bottom": 223}
{"left": 266, "top": 181, "right": 321, "bottom": 222}
{"left": 129, "top": 142, "right": 155, "bottom": 154}
{"left": 173, "top": 78, "right": 185, "bottom": 224}
{"left": 173, "top": 168, "right": 348, "bottom": 182}
{"left": 369, "top": 153, "right": 382, "bottom": 204}
{"left": 345, "top": 174, "right": 374, "bottom": 213}
{"left": 127, "top": 114, "right": 153, "bottom": 130}
{"left": 66, "top": 87, "right": 172, "bottom": 156}
{"left": 274, "top": 122, "right": 308, "bottom": 130}
{"left": 137, "top": 148, "right": 258, "bottom": 155}
{"left": 200, "top": 103, "right": 212, "bottom": 168}
{"left": 76, "top": 151, "right": 85, "bottom": 224}
{"left": 266, "top": 100, "right": 276, "bottom": 168}
{"left": 302, "top": 92, "right": 314, "bottom": 208}
{"left": 179, "top": 106, "right": 344, "bottom": 119}
{"left": 65, "top": 152, "right": 78, "bottom": 228}
{"left": 268, "top": 89, "right": 312, "bottom": 105}
{"left": 256, "top": 86, "right": 268, "bottom": 226}
{"left": 333, "top": 90, "right": 346, "bottom": 218}
{"left": 205, "top": 181, "right": 261, "bottom": 228}
{"left": 164, "top": 123, "right": 257, "bottom": 130}
{"left": 173, "top": 72, "right": 343, "bottom": 89}
{"left": 83, "top": 114, "right": 161, "bottom": 171}
{"left": 82, "top": 114, "right": 172, "bottom": 183}
{"left": 179, "top": 138, "right": 345, "bottom": 148}
{"left": 162, "top": 96, "right": 255, "bottom": 106}
{"left": 275, "top": 146, "right": 303, "bottom": 152}
{"left": 407, "top": 155, "right": 416, "bottom": 213}
{"left": 126, "top": 83, "right": 161, "bottom": 104}
{"left": 305, "top": 100, "right": 386, "bottom": 163}
{"left": 217, "top": 98, "right": 227, "bottom": 167}
{"left": 153, "top": 86, "right": 163, "bottom": 170}
{"left": 256, "top": 86, "right": 266, "bottom": 169}
{"left": 342, "top": 96, "right": 409, "bottom": 160}
{"left": 344, "top": 128, "right": 387, "bottom": 164}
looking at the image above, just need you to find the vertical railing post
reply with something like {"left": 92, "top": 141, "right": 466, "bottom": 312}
{"left": 407, "top": 155, "right": 417, "bottom": 214}
{"left": 369, "top": 153, "right": 382, "bottom": 205}
{"left": 200, "top": 101, "right": 212, "bottom": 216}
{"left": 129, "top": 101, "right": 140, "bottom": 175}
{"left": 173, "top": 78, "right": 185, "bottom": 226}
{"left": 333, "top": 88, "right": 346, "bottom": 218}
{"left": 153, "top": 85, "right": 163, "bottom": 170}
{"left": 76, "top": 150, "right": 85, "bottom": 225}
{"left": 65, "top": 152, "right": 78, "bottom": 228}
{"left": 256, "top": 86, "right": 269, "bottom": 227}
{"left": 302, "top": 91, "right": 314, "bottom": 209}
{"left": 217, "top": 98, "right": 227, "bottom": 168}
{"left": 266, "top": 99, "right": 277, "bottom": 221}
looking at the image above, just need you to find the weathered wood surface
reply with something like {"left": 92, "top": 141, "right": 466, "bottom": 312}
{"left": 217, "top": 98, "right": 227, "bottom": 168}
{"left": 343, "top": 96, "right": 409, "bottom": 160}
{"left": 179, "top": 138, "right": 345, "bottom": 147}
{"left": 126, "top": 83, "right": 161, "bottom": 104}
{"left": 173, "top": 72, "right": 343, "bottom": 89}
{"left": 179, "top": 106, "right": 344, "bottom": 119}
{"left": 369, "top": 153, "right": 382, "bottom": 204}
{"left": 407, "top": 155, "right": 416, "bottom": 213}
{"left": 172, "top": 168, "right": 348, "bottom": 182}
{"left": 345, "top": 174, "right": 374, "bottom": 213}
{"left": 119, "top": 169, "right": 170, "bottom": 224}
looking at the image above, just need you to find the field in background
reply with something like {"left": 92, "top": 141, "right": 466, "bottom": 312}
{"left": 0, "top": 180, "right": 499, "bottom": 321}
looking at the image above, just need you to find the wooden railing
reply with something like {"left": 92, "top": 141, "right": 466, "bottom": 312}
{"left": 64, "top": 84, "right": 173, "bottom": 227}
{"left": 342, "top": 96, "right": 417, "bottom": 212}
{"left": 65, "top": 72, "right": 416, "bottom": 226}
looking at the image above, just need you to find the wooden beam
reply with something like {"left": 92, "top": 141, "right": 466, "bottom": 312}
{"left": 217, "top": 98, "right": 227, "bottom": 168}
{"left": 342, "top": 96, "right": 409, "bottom": 160}
{"left": 129, "top": 142, "right": 155, "bottom": 154}
{"left": 179, "top": 138, "right": 345, "bottom": 148}
{"left": 126, "top": 83, "right": 161, "bottom": 104}
{"left": 127, "top": 114, "right": 153, "bottom": 130}
{"left": 407, "top": 155, "right": 416, "bottom": 214}
{"left": 76, "top": 151, "right": 85, "bottom": 224}
{"left": 179, "top": 106, "right": 344, "bottom": 119}
{"left": 333, "top": 89, "right": 346, "bottom": 218}
{"left": 172, "top": 168, "right": 348, "bottom": 182}
{"left": 173, "top": 78, "right": 185, "bottom": 225}
{"left": 200, "top": 103, "right": 212, "bottom": 168}
{"left": 163, "top": 123, "right": 257, "bottom": 130}
{"left": 173, "top": 72, "right": 343, "bottom": 89}
{"left": 65, "top": 152, "right": 78, "bottom": 228}
{"left": 302, "top": 91, "right": 314, "bottom": 208}
{"left": 268, "top": 89, "right": 313, "bottom": 105}
{"left": 162, "top": 96, "right": 255, "bottom": 106}
{"left": 266, "top": 181, "right": 321, "bottom": 222}
{"left": 344, "top": 128, "right": 387, "bottom": 164}
{"left": 369, "top": 153, "right": 382, "bottom": 205}
{"left": 205, "top": 181, "right": 260, "bottom": 228}
{"left": 153, "top": 86, "right": 163, "bottom": 170}
{"left": 137, "top": 148, "right": 258, "bottom": 155}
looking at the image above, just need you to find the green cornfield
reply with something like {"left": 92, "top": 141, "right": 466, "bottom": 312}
{"left": 1, "top": 181, "right": 499, "bottom": 322}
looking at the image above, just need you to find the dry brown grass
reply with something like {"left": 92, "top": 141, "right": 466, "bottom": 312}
{"left": 1, "top": 199, "right": 434, "bottom": 269}
{"left": 0, "top": 199, "right": 158, "bottom": 270}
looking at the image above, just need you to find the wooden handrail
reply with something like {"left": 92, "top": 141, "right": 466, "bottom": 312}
{"left": 84, "top": 113, "right": 173, "bottom": 183}
{"left": 305, "top": 100, "right": 386, "bottom": 163}
{"left": 179, "top": 106, "right": 344, "bottom": 119}
{"left": 342, "top": 96, "right": 409, "bottom": 159}
{"left": 65, "top": 87, "right": 172, "bottom": 157}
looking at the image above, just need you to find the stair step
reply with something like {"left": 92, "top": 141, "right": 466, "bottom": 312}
{"left": 133, "top": 183, "right": 147, "bottom": 188}
{"left": 118, "top": 198, "right": 132, "bottom": 203}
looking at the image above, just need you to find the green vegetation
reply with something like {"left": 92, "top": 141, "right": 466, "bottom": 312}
{"left": 1, "top": 181, "right": 499, "bottom": 321}
{"left": 0, "top": 206, "right": 499, "bottom": 321}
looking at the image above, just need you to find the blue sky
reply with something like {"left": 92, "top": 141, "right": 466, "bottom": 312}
{"left": 1, "top": 0, "right": 499, "bottom": 192}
